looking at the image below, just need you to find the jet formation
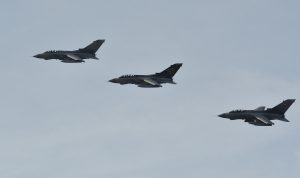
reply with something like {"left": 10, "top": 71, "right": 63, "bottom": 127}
{"left": 218, "top": 99, "right": 295, "bottom": 126}
{"left": 34, "top": 39, "right": 105, "bottom": 63}
{"left": 109, "top": 63, "right": 183, "bottom": 88}
{"left": 32, "top": 39, "right": 296, "bottom": 126}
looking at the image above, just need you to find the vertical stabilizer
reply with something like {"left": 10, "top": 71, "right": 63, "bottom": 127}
{"left": 79, "top": 39, "right": 105, "bottom": 54}
{"left": 268, "top": 99, "right": 295, "bottom": 114}
{"left": 155, "top": 63, "right": 183, "bottom": 78}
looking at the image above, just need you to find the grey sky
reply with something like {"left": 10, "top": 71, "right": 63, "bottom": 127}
{"left": 0, "top": 0, "right": 299, "bottom": 178}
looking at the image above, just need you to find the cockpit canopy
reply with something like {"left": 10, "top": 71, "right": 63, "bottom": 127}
{"left": 229, "top": 110, "right": 243, "bottom": 113}
{"left": 45, "top": 50, "right": 63, "bottom": 54}
{"left": 120, "top": 75, "right": 136, "bottom": 78}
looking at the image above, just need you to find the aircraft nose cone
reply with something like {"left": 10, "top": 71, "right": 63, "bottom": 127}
{"left": 218, "top": 113, "right": 226, "bottom": 118}
{"left": 109, "top": 79, "right": 117, "bottom": 83}
{"left": 33, "top": 54, "right": 42, "bottom": 58}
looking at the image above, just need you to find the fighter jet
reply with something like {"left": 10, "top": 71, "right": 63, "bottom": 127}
{"left": 218, "top": 99, "right": 295, "bottom": 126}
{"left": 33, "top": 39, "right": 105, "bottom": 63}
{"left": 109, "top": 63, "right": 183, "bottom": 88}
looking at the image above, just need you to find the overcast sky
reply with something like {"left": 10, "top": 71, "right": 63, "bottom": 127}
{"left": 0, "top": 0, "right": 299, "bottom": 178}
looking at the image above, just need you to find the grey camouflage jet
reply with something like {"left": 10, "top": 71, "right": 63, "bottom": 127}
{"left": 218, "top": 99, "right": 295, "bottom": 126}
{"left": 33, "top": 39, "right": 105, "bottom": 63}
{"left": 109, "top": 63, "right": 183, "bottom": 88}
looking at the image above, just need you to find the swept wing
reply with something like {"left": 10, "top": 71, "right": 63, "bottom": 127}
{"left": 246, "top": 114, "right": 274, "bottom": 126}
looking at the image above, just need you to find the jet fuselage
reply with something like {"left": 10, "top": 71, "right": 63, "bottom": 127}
{"left": 109, "top": 63, "right": 182, "bottom": 88}
{"left": 34, "top": 51, "right": 97, "bottom": 61}
{"left": 33, "top": 39, "right": 104, "bottom": 63}
{"left": 219, "top": 111, "right": 286, "bottom": 121}
{"left": 109, "top": 75, "right": 175, "bottom": 87}
{"left": 218, "top": 99, "right": 295, "bottom": 126}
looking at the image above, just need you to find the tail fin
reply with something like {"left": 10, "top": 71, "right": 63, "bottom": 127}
{"left": 155, "top": 63, "right": 183, "bottom": 78}
{"left": 268, "top": 99, "right": 295, "bottom": 114}
{"left": 78, "top": 39, "right": 105, "bottom": 54}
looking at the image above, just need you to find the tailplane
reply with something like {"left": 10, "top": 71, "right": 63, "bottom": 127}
{"left": 267, "top": 99, "right": 295, "bottom": 115}
{"left": 155, "top": 63, "right": 183, "bottom": 78}
{"left": 78, "top": 39, "right": 105, "bottom": 54}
